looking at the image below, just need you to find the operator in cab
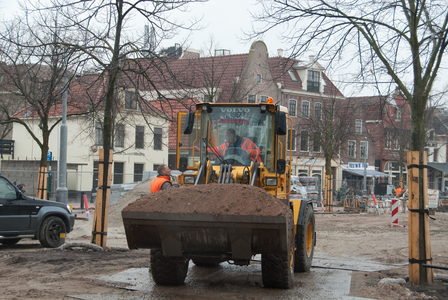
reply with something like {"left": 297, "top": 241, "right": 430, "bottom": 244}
{"left": 150, "top": 164, "right": 179, "bottom": 193}
{"left": 210, "top": 128, "right": 261, "bottom": 165}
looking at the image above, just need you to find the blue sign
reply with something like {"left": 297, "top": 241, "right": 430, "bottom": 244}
{"left": 47, "top": 151, "right": 52, "bottom": 161}
{"left": 348, "top": 162, "right": 368, "bottom": 169}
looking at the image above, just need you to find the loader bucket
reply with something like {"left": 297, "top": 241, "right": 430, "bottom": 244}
{"left": 122, "top": 210, "right": 292, "bottom": 262}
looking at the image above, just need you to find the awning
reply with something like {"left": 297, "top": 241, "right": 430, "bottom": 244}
{"left": 427, "top": 162, "right": 448, "bottom": 174}
{"left": 343, "top": 169, "right": 392, "bottom": 177}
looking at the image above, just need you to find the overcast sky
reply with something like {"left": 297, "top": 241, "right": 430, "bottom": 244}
{"left": 1, "top": 0, "right": 447, "bottom": 98}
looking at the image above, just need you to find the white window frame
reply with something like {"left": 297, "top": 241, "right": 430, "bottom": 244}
{"left": 289, "top": 99, "right": 297, "bottom": 117}
{"left": 302, "top": 100, "right": 309, "bottom": 118}
{"left": 360, "top": 141, "right": 368, "bottom": 158}
{"left": 348, "top": 140, "right": 356, "bottom": 158}
{"left": 385, "top": 131, "right": 392, "bottom": 149}
{"left": 355, "top": 119, "right": 362, "bottom": 134}
{"left": 314, "top": 102, "right": 322, "bottom": 120}
{"left": 300, "top": 130, "right": 309, "bottom": 152}
{"left": 260, "top": 95, "right": 268, "bottom": 103}
{"left": 248, "top": 94, "right": 256, "bottom": 103}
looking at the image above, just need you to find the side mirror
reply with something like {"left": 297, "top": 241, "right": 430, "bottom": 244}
{"left": 275, "top": 111, "right": 287, "bottom": 135}
{"left": 183, "top": 111, "right": 195, "bottom": 134}
{"left": 277, "top": 159, "right": 286, "bottom": 174}
{"left": 179, "top": 157, "right": 188, "bottom": 173}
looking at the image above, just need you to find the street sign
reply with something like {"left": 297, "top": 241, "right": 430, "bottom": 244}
{"left": 47, "top": 151, "right": 52, "bottom": 161}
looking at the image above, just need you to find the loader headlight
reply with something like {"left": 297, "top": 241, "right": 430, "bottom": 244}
{"left": 266, "top": 178, "right": 278, "bottom": 186}
{"left": 184, "top": 175, "right": 196, "bottom": 184}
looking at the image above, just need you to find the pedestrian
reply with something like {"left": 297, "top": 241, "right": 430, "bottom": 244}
{"left": 150, "top": 164, "right": 179, "bottom": 193}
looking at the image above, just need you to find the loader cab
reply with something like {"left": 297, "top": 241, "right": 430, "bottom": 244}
{"left": 177, "top": 103, "right": 286, "bottom": 172}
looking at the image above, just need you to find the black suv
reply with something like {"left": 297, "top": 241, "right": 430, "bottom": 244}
{"left": 0, "top": 174, "right": 75, "bottom": 248}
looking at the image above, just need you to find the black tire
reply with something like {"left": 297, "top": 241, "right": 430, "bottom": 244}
{"left": 192, "top": 257, "right": 221, "bottom": 267}
{"left": 294, "top": 205, "right": 315, "bottom": 272}
{"left": 262, "top": 213, "right": 295, "bottom": 289}
{"left": 150, "top": 249, "right": 189, "bottom": 285}
{"left": 39, "top": 216, "right": 67, "bottom": 248}
{"left": 0, "top": 238, "right": 21, "bottom": 246}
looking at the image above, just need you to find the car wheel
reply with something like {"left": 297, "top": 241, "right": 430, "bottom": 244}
{"left": 0, "top": 238, "right": 21, "bottom": 246}
{"left": 39, "top": 216, "right": 67, "bottom": 248}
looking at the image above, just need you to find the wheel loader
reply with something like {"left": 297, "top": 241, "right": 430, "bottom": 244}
{"left": 122, "top": 99, "right": 316, "bottom": 289}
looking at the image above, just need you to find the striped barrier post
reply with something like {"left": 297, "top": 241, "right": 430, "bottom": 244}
{"left": 83, "top": 194, "right": 90, "bottom": 220}
{"left": 388, "top": 199, "right": 404, "bottom": 227}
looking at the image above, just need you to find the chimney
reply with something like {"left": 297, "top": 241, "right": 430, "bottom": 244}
{"left": 277, "top": 49, "right": 284, "bottom": 57}
{"left": 309, "top": 55, "right": 315, "bottom": 62}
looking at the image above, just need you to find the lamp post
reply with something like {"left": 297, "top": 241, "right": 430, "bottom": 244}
{"left": 362, "top": 137, "right": 368, "bottom": 196}
{"left": 56, "top": 54, "right": 68, "bottom": 204}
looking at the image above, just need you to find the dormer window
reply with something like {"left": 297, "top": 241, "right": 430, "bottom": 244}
{"left": 307, "top": 70, "right": 320, "bottom": 93}
{"left": 288, "top": 69, "right": 298, "bottom": 82}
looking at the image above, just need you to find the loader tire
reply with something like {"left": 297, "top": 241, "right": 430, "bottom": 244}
{"left": 150, "top": 249, "right": 189, "bottom": 285}
{"left": 261, "top": 213, "right": 295, "bottom": 289}
{"left": 294, "top": 205, "right": 315, "bottom": 272}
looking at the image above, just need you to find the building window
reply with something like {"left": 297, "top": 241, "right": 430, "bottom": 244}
{"left": 154, "top": 127, "right": 162, "bottom": 150}
{"left": 134, "top": 163, "right": 144, "bottom": 182}
{"left": 114, "top": 162, "right": 124, "bottom": 184}
{"left": 393, "top": 135, "right": 400, "bottom": 150}
{"left": 313, "top": 133, "right": 321, "bottom": 152}
{"left": 355, "top": 119, "right": 362, "bottom": 134}
{"left": 135, "top": 126, "right": 144, "bottom": 149}
{"left": 385, "top": 131, "right": 392, "bottom": 149}
{"left": 260, "top": 95, "right": 268, "bottom": 103}
{"left": 289, "top": 100, "right": 297, "bottom": 117}
{"left": 115, "top": 124, "right": 125, "bottom": 148}
{"left": 288, "top": 69, "right": 298, "bottom": 82}
{"left": 348, "top": 140, "right": 356, "bottom": 158}
{"left": 434, "top": 148, "right": 438, "bottom": 162}
{"left": 248, "top": 94, "right": 256, "bottom": 103}
{"left": 360, "top": 141, "right": 368, "bottom": 158}
{"left": 314, "top": 102, "right": 322, "bottom": 120}
{"left": 95, "top": 123, "right": 103, "bottom": 146}
{"left": 300, "top": 131, "right": 308, "bottom": 152}
{"left": 257, "top": 74, "right": 262, "bottom": 83}
{"left": 307, "top": 70, "right": 320, "bottom": 93}
{"left": 288, "top": 129, "right": 296, "bottom": 151}
{"left": 125, "top": 91, "right": 137, "bottom": 110}
{"left": 302, "top": 101, "right": 309, "bottom": 118}
{"left": 395, "top": 108, "right": 402, "bottom": 122}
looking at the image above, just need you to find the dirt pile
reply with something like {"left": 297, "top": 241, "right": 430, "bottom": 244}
{"left": 122, "top": 184, "right": 289, "bottom": 216}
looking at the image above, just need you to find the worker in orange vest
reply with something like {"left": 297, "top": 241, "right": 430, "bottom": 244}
{"left": 395, "top": 185, "right": 402, "bottom": 197}
{"left": 150, "top": 164, "right": 179, "bottom": 193}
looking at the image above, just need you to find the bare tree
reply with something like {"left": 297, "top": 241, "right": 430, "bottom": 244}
{"left": 0, "top": 15, "right": 87, "bottom": 172}
{"left": 297, "top": 94, "right": 363, "bottom": 206}
{"left": 251, "top": 0, "right": 448, "bottom": 283}
{"left": 28, "top": 0, "right": 204, "bottom": 246}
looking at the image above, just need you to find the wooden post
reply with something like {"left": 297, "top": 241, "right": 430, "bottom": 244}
{"left": 407, "top": 151, "right": 434, "bottom": 284}
{"left": 36, "top": 166, "right": 48, "bottom": 200}
{"left": 91, "top": 149, "right": 113, "bottom": 248}
{"left": 325, "top": 174, "right": 333, "bottom": 212}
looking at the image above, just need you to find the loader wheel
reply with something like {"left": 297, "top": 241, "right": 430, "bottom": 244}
{"left": 261, "top": 213, "right": 295, "bottom": 289}
{"left": 150, "top": 249, "right": 189, "bottom": 285}
{"left": 294, "top": 205, "right": 315, "bottom": 272}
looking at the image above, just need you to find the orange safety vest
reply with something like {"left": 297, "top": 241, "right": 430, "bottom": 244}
{"left": 150, "top": 176, "right": 172, "bottom": 193}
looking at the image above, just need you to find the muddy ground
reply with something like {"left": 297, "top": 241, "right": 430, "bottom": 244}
{"left": 1, "top": 179, "right": 447, "bottom": 299}
{"left": 1, "top": 211, "right": 447, "bottom": 299}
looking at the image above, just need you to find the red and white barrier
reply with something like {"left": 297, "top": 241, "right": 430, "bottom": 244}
{"left": 83, "top": 194, "right": 90, "bottom": 220}
{"left": 388, "top": 199, "right": 404, "bottom": 227}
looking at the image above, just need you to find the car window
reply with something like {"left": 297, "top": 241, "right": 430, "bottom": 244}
{"left": 0, "top": 178, "right": 17, "bottom": 200}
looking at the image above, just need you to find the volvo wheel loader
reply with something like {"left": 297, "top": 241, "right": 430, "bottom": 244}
{"left": 122, "top": 99, "right": 316, "bottom": 289}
